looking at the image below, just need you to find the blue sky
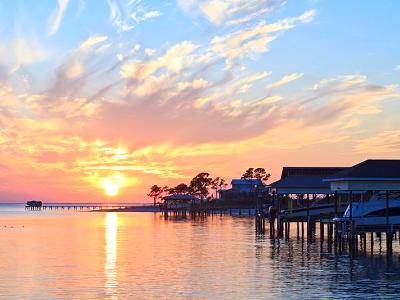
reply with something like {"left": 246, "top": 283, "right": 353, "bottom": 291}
{"left": 2, "top": 1, "right": 399, "bottom": 84}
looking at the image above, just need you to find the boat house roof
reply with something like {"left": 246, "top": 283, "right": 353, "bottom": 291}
{"left": 163, "top": 194, "right": 198, "bottom": 201}
{"left": 270, "top": 167, "right": 347, "bottom": 194}
{"left": 325, "top": 160, "right": 400, "bottom": 191}
{"left": 281, "top": 167, "right": 347, "bottom": 179}
{"left": 231, "top": 179, "right": 263, "bottom": 186}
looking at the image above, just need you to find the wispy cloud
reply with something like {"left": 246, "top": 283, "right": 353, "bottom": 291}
{"left": 48, "top": 0, "right": 70, "bottom": 35}
{"left": 79, "top": 35, "right": 108, "bottom": 52}
{"left": 211, "top": 10, "right": 316, "bottom": 65}
{"left": 180, "top": 0, "right": 288, "bottom": 26}
{"left": 267, "top": 72, "right": 304, "bottom": 89}
{"left": 0, "top": 37, "right": 49, "bottom": 68}
{"left": 356, "top": 130, "right": 400, "bottom": 153}
{"left": 107, "top": 0, "right": 162, "bottom": 32}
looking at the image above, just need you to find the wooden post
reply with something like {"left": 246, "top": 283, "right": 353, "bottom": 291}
{"left": 307, "top": 194, "right": 310, "bottom": 238}
{"left": 349, "top": 191, "right": 353, "bottom": 234}
{"left": 363, "top": 233, "right": 367, "bottom": 253}
{"left": 334, "top": 192, "right": 338, "bottom": 217}
{"left": 371, "top": 232, "right": 374, "bottom": 255}
{"left": 386, "top": 190, "right": 391, "bottom": 254}
{"left": 320, "top": 221, "right": 325, "bottom": 242}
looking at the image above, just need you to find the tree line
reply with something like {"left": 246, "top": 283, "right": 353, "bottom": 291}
{"left": 147, "top": 167, "right": 270, "bottom": 206}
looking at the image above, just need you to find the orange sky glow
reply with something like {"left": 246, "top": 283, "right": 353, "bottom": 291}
{"left": 0, "top": 0, "right": 399, "bottom": 202}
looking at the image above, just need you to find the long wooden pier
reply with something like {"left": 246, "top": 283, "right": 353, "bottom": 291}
{"left": 25, "top": 205, "right": 143, "bottom": 211}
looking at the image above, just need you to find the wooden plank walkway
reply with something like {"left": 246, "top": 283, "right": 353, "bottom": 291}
{"left": 25, "top": 205, "right": 140, "bottom": 211}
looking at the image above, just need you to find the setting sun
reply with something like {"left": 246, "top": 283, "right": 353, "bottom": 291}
{"left": 102, "top": 174, "right": 126, "bottom": 197}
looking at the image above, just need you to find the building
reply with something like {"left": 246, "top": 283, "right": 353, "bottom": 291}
{"left": 163, "top": 194, "right": 199, "bottom": 209}
{"left": 270, "top": 167, "right": 347, "bottom": 196}
{"left": 269, "top": 166, "right": 348, "bottom": 217}
{"left": 324, "top": 159, "right": 400, "bottom": 192}
{"left": 219, "top": 179, "right": 267, "bottom": 203}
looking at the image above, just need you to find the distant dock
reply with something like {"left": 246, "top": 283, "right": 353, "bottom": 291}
{"left": 25, "top": 204, "right": 158, "bottom": 212}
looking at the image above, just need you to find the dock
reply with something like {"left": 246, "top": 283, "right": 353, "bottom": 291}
{"left": 25, "top": 204, "right": 153, "bottom": 211}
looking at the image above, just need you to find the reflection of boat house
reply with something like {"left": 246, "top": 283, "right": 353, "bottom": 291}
{"left": 219, "top": 179, "right": 267, "bottom": 202}
{"left": 269, "top": 167, "right": 348, "bottom": 218}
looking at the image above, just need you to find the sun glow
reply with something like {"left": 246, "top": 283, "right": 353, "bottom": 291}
{"left": 102, "top": 174, "right": 126, "bottom": 197}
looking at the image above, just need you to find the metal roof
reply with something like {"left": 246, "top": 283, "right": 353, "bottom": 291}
{"left": 270, "top": 166, "right": 347, "bottom": 194}
{"left": 325, "top": 160, "right": 400, "bottom": 181}
{"left": 281, "top": 167, "right": 347, "bottom": 179}
{"left": 270, "top": 175, "right": 330, "bottom": 189}
{"left": 231, "top": 179, "right": 263, "bottom": 185}
{"left": 163, "top": 194, "right": 198, "bottom": 201}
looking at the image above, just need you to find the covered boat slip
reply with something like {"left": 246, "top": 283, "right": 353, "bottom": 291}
{"left": 326, "top": 160, "right": 400, "bottom": 228}
{"left": 269, "top": 166, "right": 349, "bottom": 221}
{"left": 324, "top": 160, "right": 400, "bottom": 255}
{"left": 266, "top": 160, "right": 400, "bottom": 255}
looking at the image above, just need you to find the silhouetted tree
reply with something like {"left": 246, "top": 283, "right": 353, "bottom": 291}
{"left": 241, "top": 168, "right": 255, "bottom": 180}
{"left": 147, "top": 185, "right": 167, "bottom": 206}
{"left": 190, "top": 172, "right": 213, "bottom": 199}
{"left": 211, "top": 177, "right": 227, "bottom": 199}
{"left": 241, "top": 167, "right": 270, "bottom": 185}
{"left": 168, "top": 183, "right": 191, "bottom": 195}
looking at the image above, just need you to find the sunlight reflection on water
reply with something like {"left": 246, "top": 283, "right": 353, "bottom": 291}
{"left": 104, "top": 213, "right": 118, "bottom": 299}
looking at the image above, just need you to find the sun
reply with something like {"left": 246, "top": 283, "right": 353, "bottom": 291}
{"left": 102, "top": 174, "right": 125, "bottom": 197}
{"left": 102, "top": 179, "right": 119, "bottom": 196}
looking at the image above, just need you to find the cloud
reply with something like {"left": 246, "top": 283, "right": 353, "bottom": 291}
{"left": 230, "top": 71, "right": 271, "bottom": 93}
{"left": 1, "top": 56, "right": 399, "bottom": 202}
{"left": 180, "top": 0, "right": 287, "bottom": 26}
{"left": 298, "top": 75, "right": 399, "bottom": 127}
{"left": 79, "top": 35, "right": 108, "bottom": 52}
{"left": 48, "top": 0, "right": 70, "bottom": 35}
{"left": 144, "top": 11, "right": 161, "bottom": 18}
{"left": 356, "top": 130, "right": 400, "bottom": 153}
{"left": 395, "top": 65, "right": 400, "bottom": 71}
{"left": 177, "top": 79, "right": 210, "bottom": 90}
{"left": 107, "top": 0, "right": 162, "bottom": 32}
{"left": 0, "top": 37, "right": 49, "bottom": 68}
{"left": 267, "top": 72, "right": 304, "bottom": 89}
{"left": 121, "top": 41, "right": 200, "bottom": 80}
{"left": 211, "top": 10, "right": 316, "bottom": 64}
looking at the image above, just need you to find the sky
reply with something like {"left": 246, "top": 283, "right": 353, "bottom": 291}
{"left": 0, "top": 0, "right": 399, "bottom": 203}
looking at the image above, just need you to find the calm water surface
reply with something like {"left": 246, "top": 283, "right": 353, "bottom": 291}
{"left": 1, "top": 204, "right": 400, "bottom": 299}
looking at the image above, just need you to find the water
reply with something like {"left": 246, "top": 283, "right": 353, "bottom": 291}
{"left": 1, "top": 205, "right": 400, "bottom": 299}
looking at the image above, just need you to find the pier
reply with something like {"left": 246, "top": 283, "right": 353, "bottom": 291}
{"left": 160, "top": 160, "right": 400, "bottom": 257}
{"left": 25, "top": 204, "right": 149, "bottom": 211}
{"left": 258, "top": 159, "right": 400, "bottom": 256}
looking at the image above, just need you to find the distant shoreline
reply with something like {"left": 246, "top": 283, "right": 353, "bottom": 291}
{"left": 93, "top": 204, "right": 259, "bottom": 213}
{"left": 93, "top": 206, "right": 160, "bottom": 212}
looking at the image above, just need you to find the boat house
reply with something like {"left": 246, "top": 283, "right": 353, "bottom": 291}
{"left": 219, "top": 179, "right": 267, "bottom": 202}
{"left": 269, "top": 166, "right": 348, "bottom": 217}
{"left": 162, "top": 194, "right": 199, "bottom": 210}
{"left": 325, "top": 159, "right": 400, "bottom": 192}
{"left": 324, "top": 159, "right": 400, "bottom": 252}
